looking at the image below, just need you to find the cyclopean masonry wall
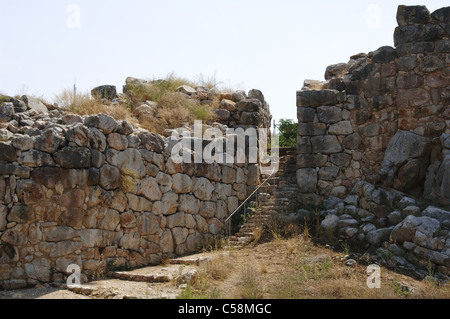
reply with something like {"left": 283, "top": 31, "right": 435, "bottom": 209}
{"left": 0, "top": 93, "right": 265, "bottom": 289}
{"left": 297, "top": 5, "right": 449, "bottom": 207}
{"left": 296, "top": 5, "right": 450, "bottom": 280}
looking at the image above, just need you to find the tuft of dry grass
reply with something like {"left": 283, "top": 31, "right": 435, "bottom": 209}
{"left": 54, "top": 88, "right": 136, "bottom": 123}
{"left": 237, "top": 264, "right": 264, "bottom": 299}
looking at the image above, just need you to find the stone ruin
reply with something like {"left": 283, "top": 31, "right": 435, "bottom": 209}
{"left": 0, "top": 85, "right": 271, "bottom": 288}
{"left": 296, "top": 5, "right": 450, "bottom": 280}
{"left": 0, "top": 4, "right": 448, "bottom": 289}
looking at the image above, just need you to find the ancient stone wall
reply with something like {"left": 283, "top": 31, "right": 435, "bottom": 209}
{"left": 296, "top": 5, "right": 449, "bottom": 207}
{"left": 0, "top": 99, "right": 262, "bottom": 289}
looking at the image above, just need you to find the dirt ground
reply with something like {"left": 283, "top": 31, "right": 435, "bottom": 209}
{"left": 1, "top": 236, "right": 449, "bottom": 299}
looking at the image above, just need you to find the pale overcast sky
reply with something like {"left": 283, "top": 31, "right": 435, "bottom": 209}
{"left": 0, "top": 0, "right": 448, "bottom": 124}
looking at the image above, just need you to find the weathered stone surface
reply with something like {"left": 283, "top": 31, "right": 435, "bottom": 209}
{"left": 89, "top": 128, "right": 107, "bottom": 152}
{"left": 297, "top": 168, "right": 317, "bottom": 193}
{"left": 24, "top": 258, "right": 50, "bottom": 282}
{"left": 0, "top": 143, "right": 17, "bottom": 163}
{"left": 107, "top": 133, "right": 129, "bottom": 151}
{"left": 321, "top": 214, "right": 340, "bottom": 233}
{"left": 42, "top": 226, "right": 80, "bottom": 243}
{"left": 22, "top": 95, "right": 48, "bottom": 114}
{"left": 139, "top": 177, "right": 162, "bottom": 201}
{"left": 126, "top": 193, "right": 152, "bottom": 212}
{"left": 20, "top": 150, "right": 55, "bottom": 167}
{"left": 199, "top": 202, "right": 216, "bottom": 219}
{"left": 382, "top": 131, "right": 431, "bottom": 168}
{"left": 167, "top": 212, "right": 186, "bottom": 229}
{"left": 179, "top": 194, "right": 200, "bottom": 215}
{"left": 139, "top": 132, "right": 164, "bottom": 153}
{"left": 317, "top": 106, "right": 342, "bottom": 124}
{"left": 343, "top": 133, "right": 364, "bottom": 151}
{"left": 59, "top": 189, "right": 86, "bottom": 208}
{"left": 54, "top": 147, "right": 91, "bottom": 169}
{"left": 328, "top": 121, "right": 353, "bottom": 136}
{"left": 97, "top": 114, "right": 118, "bottom": 134}
{"left": 11, "top": 135, "right": 34, "bottom": 151}
{"left": 0, "top": 163, "right": 30, "bottom": 178}
{"left": 391, "top": 215, "right": 440, "bottom": 244}
{"left": 297, "top": 154, "right": 328, "bottom": 168}
{"left": 236, "top": 99, "right": 262, "bottom": 112}
{"left": 91, "top": 85, "right": 118, "bottom": 100}
{"left": 420, "top": 56, "right": 444, "bottom": 73}
{"left": 239, "top": 112, "right": 259, "bottom": 125}
{"left": 298, "top": 123, "right": 326, "bottom": 136}
{"left": 325, "top": 63, "right": 347, "bottom": 80}
{"left": 153, "top": 192, "right": 179, "bottom": 216}
{"left": 66, "top": 124, "right": 90, "bottom": 147}
{"left": 367, "top": 227, "right": 395, "bottom": 245}
{"left": 137, "top": 213, "right": 160, "bottom": 235}
{"left": 34, "top": 128, "right": 65, "bottom": 154}
{"left": 311, "top": 136, "right": 343, "bottom": 154}
{"left": 172, "top": 174, "right": 193, "bottom": 194}
{"left": 297, "top": 90, "right": 337, "bottom": 107}
{"left": 0, "top": 102, "right": 14, "bottom": 123}
{"left": 319, "top": 167, "right": 340, "bottom": 181}
{"left": 396, "top": 56, "right": 418, "bottom": 72}
{"left": 397, "top": 5, "right": 430, "bottom": 26}
{"left": 119, "top": 230, "right": 140, "bottom": 250}
{"left": 193, "top": 177, "right": 214, "bottom": 201}
{"left": 115, "top": 149, "right": 146, "bottom": 178}
{"left": 160, "top": 229, "right": 174, "bottom": 253}
{"left": 100, "top": 164, "right": 121, "bottom": 190}
{"left": 298, "top": 107, "right": 316, "bottom": 123}
{"left": 422, "top": 206, "right": 450, "bottom": 223}
{"left": 372, "top": 46, "right": 397, "bottom": 63}
{"left": 172, "top": 227, "right": 189, "bottom": 246}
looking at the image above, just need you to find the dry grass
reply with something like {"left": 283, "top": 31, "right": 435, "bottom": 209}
{"left": 182, "top": 237, "right": 450, "bottom": 300}
{"left": 54, "top": 88, "right": 136, "bottom": 124}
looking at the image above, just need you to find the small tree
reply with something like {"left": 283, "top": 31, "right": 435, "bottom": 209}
{"left": 278, "top": 119, "right": 297, "bottom": 148}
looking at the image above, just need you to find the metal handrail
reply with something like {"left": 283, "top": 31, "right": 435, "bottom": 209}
{"left": 225, "top": 167, "right": 277, "bottom": 224}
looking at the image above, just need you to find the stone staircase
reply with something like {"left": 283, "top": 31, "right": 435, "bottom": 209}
{"left": 229, "top": 148, "right": 298, "bottom": 246}
{"left": 67, "top": 253, "right": 215, "bottom": 299}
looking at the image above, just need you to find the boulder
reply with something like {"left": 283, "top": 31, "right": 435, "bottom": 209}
{"left": 325, "top": 63, "right": 348, "bottom": 80}
{"left": 396, "top": 5, "right": 431, "bottom": 26}
{"left": 54, "top": 147, "right": 91, "bottom": 169}
{"left": 22, "top": 95, "right": 48, "bottom": 114}
{"left": 34, "top": 128, "right": 65, "bottom": 153}
{"left": 321, "top": 214, "right": 340, "bottom": 233}
{"left": 297, "top": 90, "right": 337, "bottom": 108}
{"left": 97, "top": 114, "right": 119, "bottom": 134}
{"left": 0, "top": 142, "right": 17, "bottom": 162}
{"left": 91, "top": 85, "right": 118, "bottom": 101}
{"left": 311, "top": 136, "right": 343, "bottom": 154}
{"left": 372, "top": 46, "right": 397, "bottom": 63}
{"left": 0, "top": 102, "right": 14, "bottom": 123}
{"left": 391, "top": 215, "right": 440, "bottom": 244}
{"left": 193, "top": 177, "right": 214, "bottom": 201}
{"left": 66, "top": 124, "right": 90, "bottom": 147}
{"left": 172, "top": 174, "right": 193, "bottom": 194}
{"left": 366, "top": 227, "right": 395, "bottom": 245}
{"left": 20, "top": 149, "right": 55, "bottom": 167}
{"left": 317, "top": 106, "right": 342, "bottom": 124}
{"left": 11, "top": 134, "right": 34, "bottom": 151}
{"left": 138, "top": 132, "right": 164, "bottom": 153}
